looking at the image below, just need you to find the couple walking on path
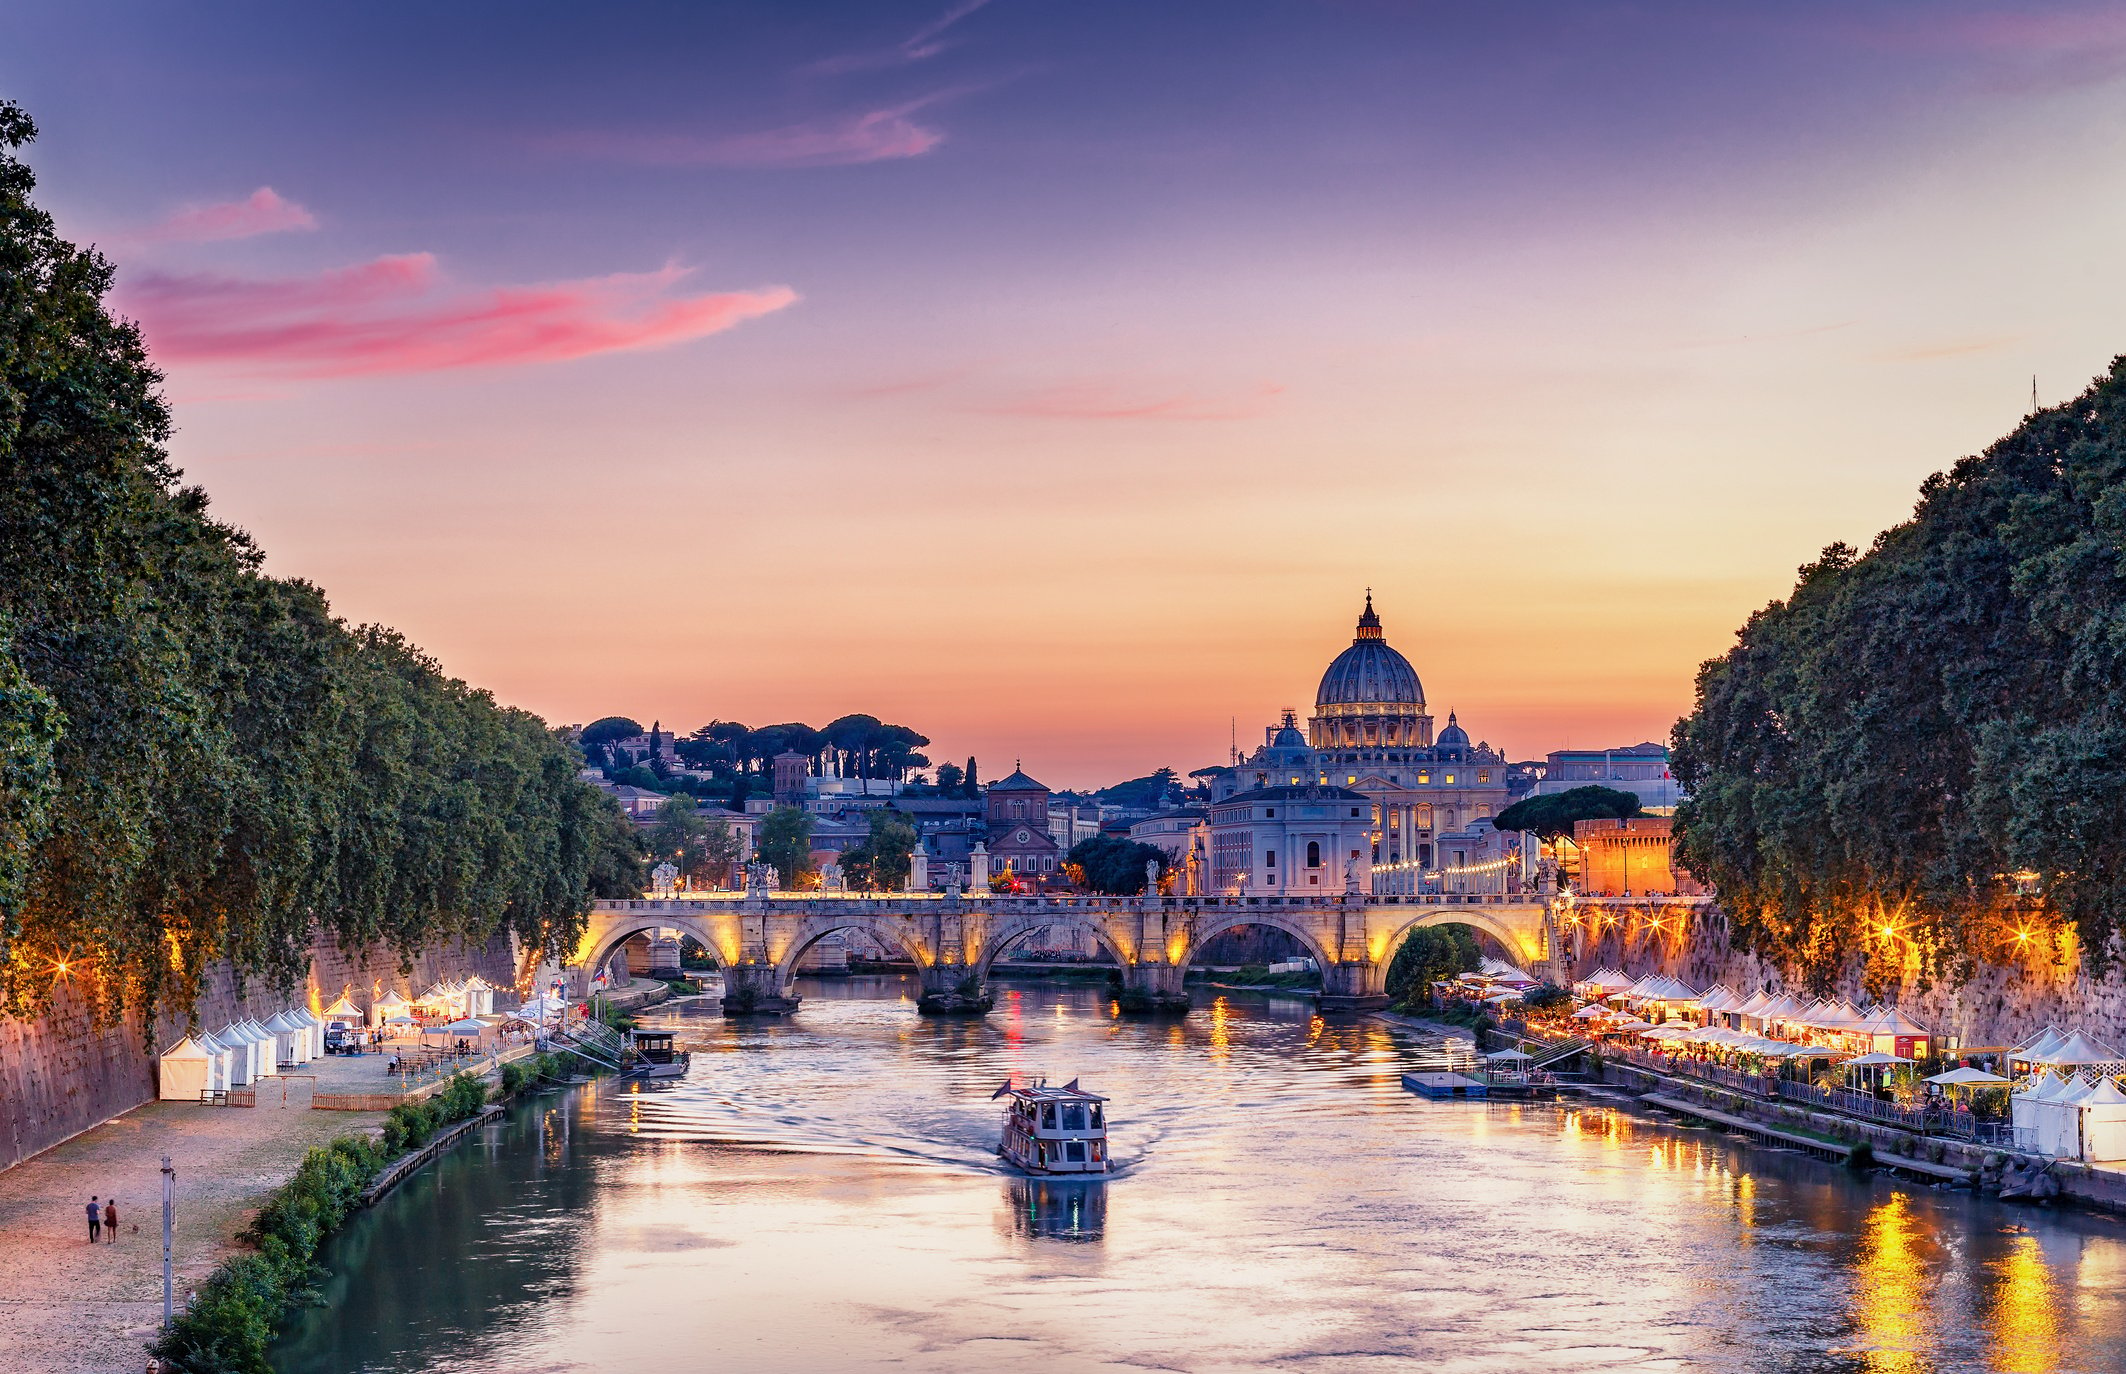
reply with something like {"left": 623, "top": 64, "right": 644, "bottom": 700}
{"left": 84, "top": 1195, "right": 117, "bottom": 1243}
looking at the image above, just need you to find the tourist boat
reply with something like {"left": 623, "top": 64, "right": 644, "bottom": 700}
{"left": 628, "top": 1029, "right": 690, "bottom": 1080}
{"left": 995, "top": 1078, "right": 1109, "bottom": 1174}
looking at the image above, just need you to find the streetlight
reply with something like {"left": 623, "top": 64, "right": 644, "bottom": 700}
{"left": 161, "top": 1155, "right": 175, "bottom": 1330}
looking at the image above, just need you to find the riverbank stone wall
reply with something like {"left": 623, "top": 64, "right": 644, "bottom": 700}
{"left": 0, "top": 929, "right": 519, "bottom": 1172}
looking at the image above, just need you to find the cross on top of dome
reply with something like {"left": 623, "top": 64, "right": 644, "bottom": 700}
{"left": 1355, "top": 590, "right": 1382, "bottom": 641}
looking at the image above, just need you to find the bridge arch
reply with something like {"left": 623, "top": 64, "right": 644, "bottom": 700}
{"left": 1377, "top": 907, "right": 1546, "bottom": 973}
{"left": 971, "top": 911, "right": 1128, "bottom": 981}
{"left": 771, "top": 915, "right": 932, "bottom": 990}
{"left": 571, "top": 913, "right": 732, "bottom": 996}
{"left": 1180, "top": 909, "right": 1338, "bottom": 976}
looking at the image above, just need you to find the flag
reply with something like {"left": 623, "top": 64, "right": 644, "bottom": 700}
{"left": 1063, "top": 1078, "right": 1079, "bottom": 1093}
{"left": 990, "top": 1079, "right": 1014, "bottom": 1099}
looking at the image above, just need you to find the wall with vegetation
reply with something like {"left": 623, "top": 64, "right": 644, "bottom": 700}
{"left": 0, "top": 929, "right": 516, "bottom": 1171}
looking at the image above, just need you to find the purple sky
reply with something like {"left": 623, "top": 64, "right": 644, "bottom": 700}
{"left": 11, "top": 1, "right": 2126, "bottom": 784}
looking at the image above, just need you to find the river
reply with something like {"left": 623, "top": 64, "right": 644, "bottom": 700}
{"left": 275, "top": 975, "right": 2126, "bottom": 1373}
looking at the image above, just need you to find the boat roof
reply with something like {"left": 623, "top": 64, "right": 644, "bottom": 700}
{"left": 1000, "top": 1081, "right": 1106, "bottom": 1103}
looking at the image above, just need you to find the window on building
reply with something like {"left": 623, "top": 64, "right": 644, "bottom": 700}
{"left": 1478, "top": 770, "right": 1490, "bottom": 783}
{"left": 1353, "top": 807, "right": 1363, "bottom": 818}
{"left": 1265, "top": 849, "right": 1276, "bottom": 868}
{"left": 1346, "top": 775, "right": 1357, "bottom": 785}
{"left": 1418, "top": 772, "right": 1430, "bottom": 784}
{"left": 1264, "top": 807, "right": 1276, "bottom": 818}
{"left": 1444, "top": 774, "right": 1455, "bottom": 785}
{"left": 1306, "top": 841, "right": 1321, "bottom": 868}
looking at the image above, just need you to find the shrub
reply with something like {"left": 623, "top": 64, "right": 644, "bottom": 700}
{"left": 152, "top": 1138, "right": 385, "bottom": 1373}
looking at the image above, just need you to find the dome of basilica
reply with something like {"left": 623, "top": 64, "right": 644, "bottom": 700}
{"left": 1315, "top": 595, "right": 1424, "bottom": 709}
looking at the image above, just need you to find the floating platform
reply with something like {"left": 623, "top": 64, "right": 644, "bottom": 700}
{"left": 1402, "top": 1072, "right": 1488, "bottom": 1100}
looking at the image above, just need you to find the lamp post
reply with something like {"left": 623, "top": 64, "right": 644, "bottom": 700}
{"left": 160, "top": 1154, "right": 174, "bottom": 1330}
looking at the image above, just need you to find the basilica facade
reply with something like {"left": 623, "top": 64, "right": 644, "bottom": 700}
{"left": 1209, "top": 596, "right": 1520, "bottom": 895}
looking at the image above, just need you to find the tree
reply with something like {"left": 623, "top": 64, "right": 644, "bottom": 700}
{"left": 1064, "top": 835, "right": 1170, "bottom": 895}
{"left": 1491, "top": 786, "right": 1642, "bottom": 840}
{"left": 934, "top": 761, "right": 965, "bottom": 794}
{"left": 842, "top": 810, "right": 919, "bottom": 891}
{"left": 1672, "top": 357, "right": 2126, "bottom": 983}
{"left": 1383, "top": 925, "right": 1481, "bottom": 1007}
{"left": 648, "top": 796, "right": 707, "bottom": 880}
{"left": 755, "top": 806, "right": 815, "bottom": 888}
{"left": 585, "top": 795, "right": 648, "bottom": 899}
{"left": 579, "top": 716, "right": 643, "bottom": 748}
{"left": 699, "top": 817, "right": 744, "bottom": 889}
{"left": 611, "top": 765, "right": 663, "bottom": 791}
{"left": 0, "top": 101, "right": 612, "bottom": 1025}
{"left": 963, "top": 756, "right": 979, "bottom": 797}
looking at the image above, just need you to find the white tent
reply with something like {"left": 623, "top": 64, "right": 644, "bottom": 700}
{"left": 2017, "top": 1027, "right": 2067, "bottom": 1065}
{"left": 371, "top": 988, "right": 412, "bottom": 1028}
{"left": 2030, "top": 1072, "right": 2082, "bottom": 1158}
{"left": 2044, "top": 1030, "right": 2120, "bottom": 1065}
{"left": 1571, "top": 1003, "right": 1608, "bottom": 1020}
{"left": 263, "top": 1011, "right": 306, "bottom": 1066}
{"left": 158, "top": 1035, "right": 213, "bottom": 1101}
{"left": 2080, "top": 1077, "right": 2126, "bottom": 1162}
{"left": 322, "top": 993, "right": 364, "bottom": 1025}
{"left": 1484, "top": 1047, "right": 1534, "bottom": 1061}
{"left": 216, "top": 1023, "right": 255, "bottom": 1086}
{"left": 1924, "top": 1067, "right": 2010, "bottom": 1088}
{"left": 293, "top": 1006, "right": 327, "bottom": 1058}
{"left": 426, "top": 1016, "right": 490, "bottom": 1039}
{"left": 194, "top": 1031, "right": 236, "bottom": 1091}
{"left": 516, "top": 994, "right": 569, "bottom": 1021}
{"left": 463, "top": 975, "right": 496, "bottom": 1016}
{"left": 240, "top": 1019, "right": 279, "bottom": 1077}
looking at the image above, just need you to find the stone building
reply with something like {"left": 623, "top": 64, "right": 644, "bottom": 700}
{"left": 1570, "top": 816, "right": 1704, "bottom": 896}
{"left": 1216, "top": 596, "right": 1517, "bottom": 893}
{"left": 1206, "top": 784, "right": 1373, "bottom": 895}
{"left": 986, "top": 767, "right": 1062, "bottom": 880}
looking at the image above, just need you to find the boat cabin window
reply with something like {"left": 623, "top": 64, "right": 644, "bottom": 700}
{"left": 1089, "top": 1103, "right": 1103, "bottom": 1129}
{"left": 1064, "top": 1141, "right": 1087, "bottom": 1163}
{"left": 1040, "top": 1103, "right": 1057, "bottom": 1129}
{"left": 1060, "top": 1103, "right": 1087, "bottom": 1132}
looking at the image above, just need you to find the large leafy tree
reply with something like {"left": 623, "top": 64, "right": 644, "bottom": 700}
{"left": 841, "top": 809, "right": 918, "bottom": 891}
{"left": 1673, "top": 358, "right": 2126, "bottom": 985}
{"left": 1383, "top": 924, "right": 1481, "bottom": 1007}
{"left": 1491, "top": 786, "right": 1642, "bottom": 840}
{"left": 0, "top": 102, "right": 628, "bottom": 1024}
{"left": 755, "top": 806, "right": 815, "bottom": 887}
{"left": 1064, "top": 835, "right": 1169, "bottom": 895}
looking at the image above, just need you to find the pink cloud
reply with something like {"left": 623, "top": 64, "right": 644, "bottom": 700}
{"left": 136, "top": 187, "right": 318, "bottom": 243}
{"left": 979, "top": 380, "right": 1286, "bottom": 422}
{"left": 548, "top": 95, "right": 949, "bottom": 169}
{"left": 806, "top": 0, "right": 992, "bottom": 74}
{"left": 119, "top": 255, "right": 797, "bottom": 378}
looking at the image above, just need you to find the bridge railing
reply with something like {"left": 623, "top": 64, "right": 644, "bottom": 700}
{"left": 590, "top": 890, "right": 1578, "bottom": 913}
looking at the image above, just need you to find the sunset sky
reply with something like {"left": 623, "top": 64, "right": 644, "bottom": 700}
{"left": 11, "top": 1, "right": 2126, "bottom": 785}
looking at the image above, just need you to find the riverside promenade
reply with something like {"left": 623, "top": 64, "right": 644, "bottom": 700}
{"left": 0, "top": 1095, "right": 387, "bottom": 1374}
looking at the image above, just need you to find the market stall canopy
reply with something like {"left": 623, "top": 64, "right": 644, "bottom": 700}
{"left": 323, "top": 994, "right": 362, "bottom": 1021}
{"left": 429, "top": 1017, "right": 489, "bottom": 1035}
{"left": 1844, "top": 1051, "right": 1914, "bottom": 1066}
{"left": 1484, "top": 1048, "right": 1534, "bottom": 1061}
{"left": 2044, "top": 1030, "right": 2120, "bottom": 1064}
{"left": 1693, "top": 985, "right": 1739, "bottom": 1012}
{"left": 374, "top": 989, "right": 412, "bottom": 1008}
{"left": 1733, "top": 990, "right": 1773, "bottom": 1018}
{"left": 383, "top": 1014, "right": 418, "bottom": 1026}
{"left": 1858, "top": 1008, "right": 1931, "bottom": 1036}
{"left": 1759, "top": 993, "right": 1805, "bottom": 1021}
{"left": 1925, "top": 1067, "right": 2010, "bottom": 1087}
{"left": 1571, "top": 1004, "right": 1608, "bottom": 1020}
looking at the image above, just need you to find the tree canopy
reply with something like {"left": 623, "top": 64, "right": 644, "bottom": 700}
{"left": 754, "top": 806, "right": 814, "bottom": 888}
{"left": 1064, "top": 835, "right": 1169, "bottom": 895}
{"left": 1491, "top": 786, "right": 1642, "bottom": 840}
{"left": 1383, "top": 924, "right": 1480, "bottom": 1007}
{"left": 578, "top": 717, "right": 643, "bottom": 748}
{"left": 841, "top": 809, "right": 918, "bottom": 891}
{"left": 1673, "top": 358, "right": 2126, "bottom": 984}
{"left": 0, "top": 102, "right": 636, "bottom": 1026}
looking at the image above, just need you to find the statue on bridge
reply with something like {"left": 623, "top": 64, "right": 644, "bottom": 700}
{"left": 1145, "top": 857, "right": 1161, "bottom": 896}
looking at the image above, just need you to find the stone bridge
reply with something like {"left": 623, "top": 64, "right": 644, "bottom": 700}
{"left": 564, "top": 887, "right": 1697, "bottom": 1016}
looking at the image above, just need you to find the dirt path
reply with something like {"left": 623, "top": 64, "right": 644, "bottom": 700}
{"left": 0, "top": 1095, "right": 384, "bottom": 1374}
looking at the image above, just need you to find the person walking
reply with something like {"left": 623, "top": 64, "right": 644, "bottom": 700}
{"left": 85, "top": 1195, "right": 100, "bottom": 1244}
{"left": 103, "top": 1197, "right": 118, "bottom": 1243}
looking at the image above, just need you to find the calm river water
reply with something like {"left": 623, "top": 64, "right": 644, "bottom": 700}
{"left": 276, "top": 976, "right": 2126, "bottom": 1374}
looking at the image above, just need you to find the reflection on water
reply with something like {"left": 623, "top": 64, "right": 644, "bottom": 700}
{"left": 1001, "top": 1176, "right": 1107, "bottom": 1243}
{"left": 277, "top": 976, "right": 2126, "bottom": 1374}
